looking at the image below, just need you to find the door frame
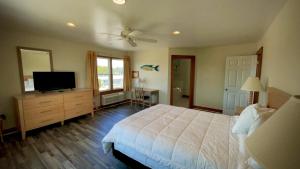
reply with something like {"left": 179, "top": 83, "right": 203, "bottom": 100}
{"left": 170, "top": 55, "right": 195, "bottom": 108}
{"left": 254, "top": 47, "right": 263, "bottom": 103}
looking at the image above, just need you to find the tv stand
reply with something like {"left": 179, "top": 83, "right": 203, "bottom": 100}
{"left": 15, "top": 89, "right": 94, "bottom": 140}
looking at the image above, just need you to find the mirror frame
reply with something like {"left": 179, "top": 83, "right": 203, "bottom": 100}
{"left": 17, "top": 46, "right": 54, "bottom": 93}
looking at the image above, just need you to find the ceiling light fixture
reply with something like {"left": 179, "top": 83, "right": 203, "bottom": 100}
{"left": 173, "top": 31, "right": 181, "bottom": 35}
{"left": 113, "top": 0, "right": 126, "bottom": 5}
{"left": 66, "top": 22, "right": 76, "bottom": 28}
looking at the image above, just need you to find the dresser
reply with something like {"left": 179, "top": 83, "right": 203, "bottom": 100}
{"left": 15, "top": 89, "right": 94, "bottom": 140}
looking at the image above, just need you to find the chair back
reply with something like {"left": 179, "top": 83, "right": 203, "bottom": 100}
{"left": 134, "top": 87, "right": 144, "bottom": 101}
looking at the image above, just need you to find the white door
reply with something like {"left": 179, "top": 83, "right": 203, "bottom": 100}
{"left": 223, "top": 55, "right": 257, "bottom": 115}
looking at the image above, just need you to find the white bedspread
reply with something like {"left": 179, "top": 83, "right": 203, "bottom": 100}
{"left": 102, "top": 104, "right": 239, "bottom": 169}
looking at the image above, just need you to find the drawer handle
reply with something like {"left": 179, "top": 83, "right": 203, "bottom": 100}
{"left": 40, "top": 118, "right": 53, "bottom": 123}
{"left": 40, "top": 110, "right": 52, "bottom": 114}
{"left": 75, "top": 103, "right": 82, "bottom": 106}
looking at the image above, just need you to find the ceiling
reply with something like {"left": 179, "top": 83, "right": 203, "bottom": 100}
{"left": 0, "top": 0, "right": 286, "bottom": 51}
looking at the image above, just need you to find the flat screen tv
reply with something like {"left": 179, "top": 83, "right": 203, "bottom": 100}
{"left": 33, "top": 72, "right": 76, "bottom": 92}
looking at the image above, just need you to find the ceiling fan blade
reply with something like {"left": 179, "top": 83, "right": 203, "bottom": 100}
{"left": 97, "top": 36, "right": 123, "bottom": 41}
{"left": 127, "top": 38, "right": 137, "bottom": 47}
{"left": 134, "top": 37, "right": 157, "bottom": 43}
{"left": 128, "top": 30, "right": 142, "bottom": 36}
{"left": 97, "top": 33, "right": 121, "bottom": 37}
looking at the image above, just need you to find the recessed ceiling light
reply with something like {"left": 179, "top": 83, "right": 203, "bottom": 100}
{"left": 66, "top": 22, "right": 76, "bottom": 28}
{"left": 173, "top": 31, "right": 181, "bottom": 35}
{"left": 113, "top": 0, "right": 125, "bottom": 5}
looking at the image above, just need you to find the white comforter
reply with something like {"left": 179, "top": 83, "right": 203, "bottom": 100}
{"left": 102, "top": 104, "right": 239, "bottom": 169}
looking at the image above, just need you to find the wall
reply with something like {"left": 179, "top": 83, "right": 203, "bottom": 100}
{"left": 259, "top": 0, "right": 300, "bottom": 95}
{"left": 21, "top": 50, "right": 51, "bottom": 76}
{"left": 170, "top": 43, "right": 257, "bottom": 109}
{"left": 0, "top": 29, "right": 127, "bottom": 129}
{"left": 131, "top": 48, "right": 170, "bottom": 104}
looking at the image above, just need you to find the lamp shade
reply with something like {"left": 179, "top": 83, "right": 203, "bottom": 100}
{"left": 241, "top": 77, "right": 262, "bottom": 92}
{"left": 245, "top": 96, "right": 300, "bottom": 169}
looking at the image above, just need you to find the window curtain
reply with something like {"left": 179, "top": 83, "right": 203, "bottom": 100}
{"left": 123, "top": 56, "right": 132, "bottom": 91}
{"left": 86, "top": 51, "right": 99, "bottom": 96}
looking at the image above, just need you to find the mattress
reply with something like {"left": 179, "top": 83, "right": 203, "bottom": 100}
{"left": 102, "top": 104, "right": 240, "bottom": 169}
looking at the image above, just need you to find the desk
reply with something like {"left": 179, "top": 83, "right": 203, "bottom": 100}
{"left": 131, "top": 88, "right": 159, "bottom": 106}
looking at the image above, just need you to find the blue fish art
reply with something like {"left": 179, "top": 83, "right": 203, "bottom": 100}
{"left": 140, "top": 65, "right": 159, "bottom": 72}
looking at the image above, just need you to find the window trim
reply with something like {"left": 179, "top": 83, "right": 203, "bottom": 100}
{"left": 97, "top": 56, "right": 124, "bottom": 95}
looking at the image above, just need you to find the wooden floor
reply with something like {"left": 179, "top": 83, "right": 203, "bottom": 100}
{"left": 0, "top": 104, "right": 144, "bottom": 169}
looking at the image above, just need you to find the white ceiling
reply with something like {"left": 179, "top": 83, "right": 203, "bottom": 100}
{"left": 0, "top": 0, "right": 286, "bottom": 51}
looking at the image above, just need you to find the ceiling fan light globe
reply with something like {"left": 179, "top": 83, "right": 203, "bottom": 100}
{"left": 113, "top": 0, "right": 125, "bottom": 5}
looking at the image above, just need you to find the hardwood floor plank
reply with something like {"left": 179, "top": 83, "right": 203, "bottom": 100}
{"left": 0, "top": 104, "right": 143, "bottom": 169}
{"left": 22, "top": 145, "right": 46, "bottom": 169}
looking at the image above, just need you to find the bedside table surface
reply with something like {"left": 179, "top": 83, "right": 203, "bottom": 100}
{"left": 235, "top": 106, "right": 245, "bottom": 115}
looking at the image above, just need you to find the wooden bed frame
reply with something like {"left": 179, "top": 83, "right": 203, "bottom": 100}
{"left": 111, "top": 87, "right": 291, "bottom": 168}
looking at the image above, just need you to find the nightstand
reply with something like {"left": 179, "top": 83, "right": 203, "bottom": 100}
{"left": 235, "top": 106, "right": 245, "bottom": 115}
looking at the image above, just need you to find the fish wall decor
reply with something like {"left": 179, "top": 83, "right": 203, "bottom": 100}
{"left": 140, "top": 65, "right": 159, "bottom": 72}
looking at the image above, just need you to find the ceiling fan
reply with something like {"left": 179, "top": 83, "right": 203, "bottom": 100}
{"left": 98, "top": 27, "right": 158, "bottom": 47}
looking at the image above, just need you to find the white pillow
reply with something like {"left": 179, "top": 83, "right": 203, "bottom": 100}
{"left": 247, "top": 108, "right": 276, "bottom": 136}
{"left": 232, "top": 104, "right": 259, "bottom": 134}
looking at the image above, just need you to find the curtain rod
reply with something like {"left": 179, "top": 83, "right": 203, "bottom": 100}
{"left": 96, "top": 51, "right": 112, "bottom": 57}
{"left": 96, "top": 51, "right": 129, "bottom": 59}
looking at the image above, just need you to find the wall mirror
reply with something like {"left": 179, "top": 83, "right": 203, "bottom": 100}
{"left": 17, "top": 47, "right": 53, "bottom": 93}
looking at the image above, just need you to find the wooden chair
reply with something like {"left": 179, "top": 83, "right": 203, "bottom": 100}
{"left": 133, "top": 88, "right": 152, "bottom": 108}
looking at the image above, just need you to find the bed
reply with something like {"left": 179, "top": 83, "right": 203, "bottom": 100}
{"left": 102, "top": 87, "right": 290, "bottom": 169}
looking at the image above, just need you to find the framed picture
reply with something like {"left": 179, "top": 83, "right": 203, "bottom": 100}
{"left": 132, "top": 71, "right": 139, "bottom": 78}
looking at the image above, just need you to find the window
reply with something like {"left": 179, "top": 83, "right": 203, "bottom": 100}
{"left": 112, "top": 59, "right": 124, "bottom": 89}
{"left": 97, "top": 57, "right": 124, "bottom": 92}
{"left": 97, "top": 58, "right": 110, "bottom": 91}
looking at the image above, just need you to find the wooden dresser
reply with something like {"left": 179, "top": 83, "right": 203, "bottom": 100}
{"left": 15, "top": 89, "right": 94, "bottom": 140}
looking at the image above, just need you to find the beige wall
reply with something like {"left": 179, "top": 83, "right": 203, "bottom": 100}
{"left": 170, "top": 43, "right": 257, "bottom": 109}
{"left": 0, "top": 30, "right": 127, "bottom": 129}
{"left": 131, "top": 48, "right": 170, "bottom": 104}
{"left": 259, "top": 0, "right": 300, "bottom": 95}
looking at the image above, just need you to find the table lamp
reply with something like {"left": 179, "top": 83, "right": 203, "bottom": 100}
{"left": 245, "top": 95, "right": 300, "bottom": 169}
{"left": 241, "top": 77, "right": 262, "bottom": 104}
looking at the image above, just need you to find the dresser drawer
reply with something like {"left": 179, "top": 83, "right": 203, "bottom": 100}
{"left": 25, "top": 113, "right": 63, "bottom": 130}
{"left": 64, "top": 105, "right": 93, "bottom": 120}
{"left": 24, "top": 105, "right": 63, "bottom": 121}
{"left": 64, "top": 91, "right": 92, "bottom": 102}
{"left": 64, "top": 100, "right": 93, "bottom": 110}
{"left": 23, "top": 95, "right": 63, "bottom": 109}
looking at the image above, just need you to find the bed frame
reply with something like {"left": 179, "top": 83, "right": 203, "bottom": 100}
{"left": 112, "top": 144, "right": 150, "bottom": 169}
{"left": 111, "top": 87, "right": 291, "bottom": 168}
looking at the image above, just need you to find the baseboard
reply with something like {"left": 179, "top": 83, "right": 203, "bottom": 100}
{"left": 98, "top": 99, "right": 131, "bottom": 110}
{"left": 193, "top": 105, "right": 223, "bottom": 113}
{"left": 3, "top": 127, "right": 18, "bottom": 136}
